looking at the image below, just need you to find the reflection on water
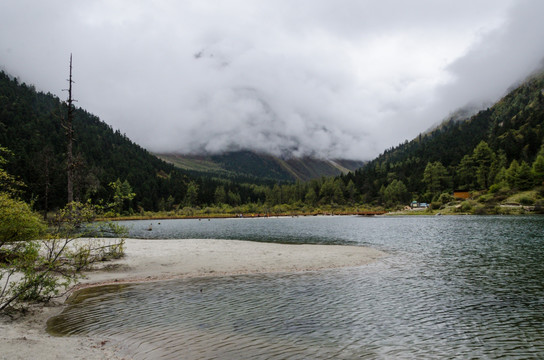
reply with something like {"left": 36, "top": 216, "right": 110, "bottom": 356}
{"left": 48, "top": 216, "right": 544, "bottom": 359}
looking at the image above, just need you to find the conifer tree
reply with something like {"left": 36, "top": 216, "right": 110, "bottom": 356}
{"left": 456, "top": 155, "right": 476, "bottom": 190}
{"left": 423, "top": 161, "right": 450, "bottom": 198}
{"left": 532, "top": 154, "right": 544, "bottom": 186}
{"left": 214, "top": 186, "right": 227, "bottom": 205}
{"left": 506, "top": 160, "right": 520, "bottom": 188}
{"left": 517, "top": 161, "right": 533, "bottom": 190}
{"left": 304, "top": 187, "right": 317, "bottom": 206}
{"left": 473, "top": 141, "right": 494, "bottom": 189}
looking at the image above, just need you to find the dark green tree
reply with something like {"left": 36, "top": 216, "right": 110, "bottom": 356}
{"left": 304, "top": 187, "right": 317, "bottom": 206}
{"left": 265, "top": 184, "right": 282, "bottom": 206}
{"left": 184, "top": 181, "right": 199, "bottom": 207}
{"left": 517, "top": 161, "right": 533, "bottom": 190}
{"left": 109, "top": 179, "right": 136, "bottom": 215}
{"left": 506, "top": 160, "right": 520, "bottom": 188}
{"left": 382, "top": 179, "right": 409, "bottom": 206}
{"left": 472, "top": 141, "right": 494, "bottom": 189}
{"left": 532, "top": 154, "right": 544, "bottom": 186}
{"left": 227, "top": 190, "right": 241, "bottom": 206}
{"left": 456, "top": 155, "right": 476, "bottom": 190}
{"left": 345, "top": 180, "right": 357, "bottom": 203}
{"left": 423, "top": 161, "right": 450, "bottom": 198}
{"left": 319, "top": 178, "right": 335, "bottom": 204}
{"left": 490, "top": 150, "right": 507, "bottom": 186}
{"left": 332, "top": 179, "right": 346, "bottom": 204}
{"left": 214, "top": 186, "right": 227, "bottom": 205}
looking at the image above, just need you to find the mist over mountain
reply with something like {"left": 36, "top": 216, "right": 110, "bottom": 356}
{"left": 157, "top": 150, "right": 364, "bottom": 182}
{"left": 1, "top": 61, "right": 543, "bottom": 213}
{"left": 343, "top": 68, "right": 544, "bottom": 205}
{"left": 2, "top": 1, "right": 544, "bottom": 160}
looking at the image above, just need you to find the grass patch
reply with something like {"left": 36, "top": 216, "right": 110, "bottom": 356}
{"left": 504, "top": 190, "right": 540, "bottom": 205}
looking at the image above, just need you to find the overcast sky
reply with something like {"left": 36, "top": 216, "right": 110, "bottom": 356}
{"left": 1, "top": 0, "right": 544, "bottom": 160}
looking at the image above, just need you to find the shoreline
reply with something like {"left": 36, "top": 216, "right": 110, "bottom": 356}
{"left": 0, "top": 238, "right": 386, "bottom": 360}
{"left": 96, "top": 211, "right": 386, "bottom": 221}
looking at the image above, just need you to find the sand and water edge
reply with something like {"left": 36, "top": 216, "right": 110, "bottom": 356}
{"left": 0, "top": 238, "right": 386, "bottom": 360}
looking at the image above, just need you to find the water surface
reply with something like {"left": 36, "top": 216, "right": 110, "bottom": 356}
{"left": 48, "top": 216, "right": 544, "bottom": 359}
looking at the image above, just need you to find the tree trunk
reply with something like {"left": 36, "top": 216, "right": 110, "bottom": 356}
{"left": 65, "top": 54, "right": 75, "bottom": 204}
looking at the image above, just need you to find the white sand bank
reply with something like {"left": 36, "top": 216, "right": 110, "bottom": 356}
{"left": 0, "top": 238, "right": 385, "bottom": 360}
{"left": 79, "top": 238, "right": 386, "bottom": 285}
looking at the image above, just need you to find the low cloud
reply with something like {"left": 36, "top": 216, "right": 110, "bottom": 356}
{"left": 1, "top": 0, "right": 543, "bottom": 160}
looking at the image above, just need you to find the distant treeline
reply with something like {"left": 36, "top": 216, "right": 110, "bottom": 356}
{"left": 0, "top": 71, "right": 263, "bottom": 214}
{"left": 1, "top": 69, "right": 543, "bottom": 215}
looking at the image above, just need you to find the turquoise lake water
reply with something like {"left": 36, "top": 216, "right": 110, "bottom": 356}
{"left": 47, "top": 215, "right": 544, "bottom": 359}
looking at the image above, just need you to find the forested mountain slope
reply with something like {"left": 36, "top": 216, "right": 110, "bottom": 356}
{"left": 2, "top": 66, "right": 543, "bottom": 214}
{"left": 0, "top": 71, "right": 264, "bottom": 212}
{"left": 342, "top": 70, "right": 544, "bottom": 204}
{"left": 157, "top": 151, "right": 364, "bottom": 182}
{"left": 0, "top": 71, "right": 194, "bottom": 211}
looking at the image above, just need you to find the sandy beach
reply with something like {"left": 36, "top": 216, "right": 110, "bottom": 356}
{"left": 0, "top": 238, "right": 385, "bottom": 359}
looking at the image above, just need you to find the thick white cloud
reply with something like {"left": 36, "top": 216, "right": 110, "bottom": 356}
{"left": 1, "top": 0, "right": 542, "bottom": 160}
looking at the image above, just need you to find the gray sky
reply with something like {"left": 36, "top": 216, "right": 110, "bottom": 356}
{"left": 1, "top": 0, "right": 544, "bottom": 160}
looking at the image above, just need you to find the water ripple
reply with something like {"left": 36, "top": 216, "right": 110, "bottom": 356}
{"left": 48, "top": 216, "right": 544, "bottom": 359}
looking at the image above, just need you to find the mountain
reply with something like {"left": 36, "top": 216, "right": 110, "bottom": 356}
{"left": 3, "top": 65, "right": 543, "bottom": 213}
{"left": 342, "top": 69, "right": 544, "bottom": 204}
{"left": 0, "top": 71, "right": 193, "bottom": 211}
{"left": 0, "top": 71, "right": 266, "bottom": 211}
{"left": 157, "top": 151, "right": 364, "bottom": 182}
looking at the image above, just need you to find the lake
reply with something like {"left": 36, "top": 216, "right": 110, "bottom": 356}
{"left": 47, "top": 215, "right": 544, "bottom": 359}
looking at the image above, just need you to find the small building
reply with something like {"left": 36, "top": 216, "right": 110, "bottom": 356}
{"left": 411, "top": 201, "right": 429, "bottom": 209}
{"left": 453, "top": 190, "right": 470, "bottom": 199}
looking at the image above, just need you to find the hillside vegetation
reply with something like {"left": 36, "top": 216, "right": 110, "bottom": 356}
{"left": 157, "top": 151, "right": 363, "bottom": 182}
{"left": 340, "top": 70, "right": 544, "bottom": 213}
{"left": 0, "top": 72, "right": 266, "bottom": 213}
{"left": 1, "top": 68, "right": 543, "bottom": 217}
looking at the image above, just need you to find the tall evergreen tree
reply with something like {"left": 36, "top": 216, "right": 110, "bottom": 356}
{"left": 304, "top": 187, "right": 317, "bottom": 206}
{"left": 382, "top": 179, "right": 409, "bottom": 206}
{"left": 423, "top": 161, "right": 450, "bottom": 198}
{"left": 490, "top": 150, "right": 507, "bottom": 186}
{"left": 532, "top": 154, "right": 544, "bottom": 186}
{"left": 184, "top": 181, "right": 199, "bottom": 207}
{"left": 214, "top": 186, "right": 227, "bottom": 205}
{"left": 517, "top": 161, "right": 533, "bottom": 190}
{"left": 506, "top": 160, "right": 520, "bottom": 189}
{"left": 473, "top": 141, "right": 494, "bottom": 189}
{"left": 456, "top": 154, "right": 476, "bottom": 190}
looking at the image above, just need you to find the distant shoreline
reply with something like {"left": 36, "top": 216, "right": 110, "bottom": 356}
{"left": 96, "top": 210, "right": 543, "bottom": 222}
{"left": 96, "top": 211, "right": 386, "bottom": 221}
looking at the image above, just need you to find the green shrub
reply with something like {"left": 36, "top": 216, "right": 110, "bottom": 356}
{"left": 0, "top": 194, "right": 46, "bottom": 247}
{"left": 478, "top": 194, "right": 493, "bottom": 203}
{"left": 1, "top": 202, "right": 126, "bottom": 312}
{"left": 460, "top": 201, "right": 473, "bottom": 212}
{"left": 519, "top": 196, "right": 535, "bottom": 206}
{"left": 438, "top": 193, "right": 453, "bottom": 204}
{"left": 488, "top": 184, "right": 501, "bottom": 194}
{"left": 430, "top": 201, "right": 443, "bottom": 210}
{"left": 489, "top": 182, "right": 510, "bottom": 194}
{"left": 472, "top": 204, "right": 488, "bottom": 215}
{"left": 535, "top": 201, "right": 544, "bottom": 214}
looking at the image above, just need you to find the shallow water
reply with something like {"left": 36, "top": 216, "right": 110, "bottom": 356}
{"left": 48, "top": 215, "right": 544, "bottom": 359}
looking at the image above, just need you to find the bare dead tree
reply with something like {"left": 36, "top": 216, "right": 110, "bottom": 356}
{"left": 61, "top": 54, "right": 76, "bottom": 204}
